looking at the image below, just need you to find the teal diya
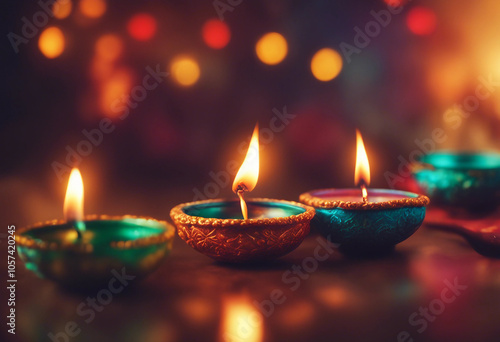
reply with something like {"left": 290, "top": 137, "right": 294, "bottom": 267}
{"left": 171, "top": 124, "right": 315, "bottom": 263}
{"left": 412, "top": 151, "right": 500, "bottom": 209}
{"left": 16, "top": 169, "right": 174, "bottom": 288}
{"left": 301, "top": 130, "right": 430, "bottom": 256}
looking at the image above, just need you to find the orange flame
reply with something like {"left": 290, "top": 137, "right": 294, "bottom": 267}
{"left": 64, "top": 168, "right": 84, "bottom": 222}
{"left": 354, "top": 130, "right": 370, "bottom": 201}
{"left": 232, "top": 124, "right": 259, "bottom": 219}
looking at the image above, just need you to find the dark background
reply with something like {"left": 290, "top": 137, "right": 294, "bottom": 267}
{"left": 3, "top": 0, "right": 500, "bottom": 223}
{"left": 2, "top": 1, "right": 500, "bottom": 341}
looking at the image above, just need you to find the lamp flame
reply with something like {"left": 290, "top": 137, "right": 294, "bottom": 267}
{"left": 64, "top": 168, "right": 84, "bottom": 222}
{"left": 354, "top": 130, "right": 370, "bottom": 202}
{"left": 232, "top": 124, "right": 260, "bottom": 219}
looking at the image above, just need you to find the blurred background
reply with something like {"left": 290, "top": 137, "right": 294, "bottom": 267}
{"left": 4, "top": 2, "right": 500, "bottom": 342}
{"left": 3, "top": 0, "right": 500, "bottom": 224}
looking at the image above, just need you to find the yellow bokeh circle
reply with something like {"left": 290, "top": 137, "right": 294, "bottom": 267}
{"left": 38, "top": 26, "right": 65, "bottom": 59}
{"left": 311, "top": 48, "right": 343, "bottom": 81}
{"left": 170, "top": 56, "right": 201, "bottom": 87}
{"left": 255, "top": 32, "right": 288, "bottom": 65}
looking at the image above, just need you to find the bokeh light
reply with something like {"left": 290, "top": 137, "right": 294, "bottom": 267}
{"left": 383, "top": 0, "right": 406, "bottom": 6}
{"left": 52, "top": 0, "right": 72, "bottom": 19}
{"left": 79, "top": 0, "right": 107, "bottom": 19}
{"left": 221, "top": 296, "right": 263, "bottom": 342}
{"left": 127, "top": 13, "right": 157, "bottom": 41}
{"left": 255, "top": 32, "right": 288, "bottom": 65}
{"left": 95, "top": 34, "right": 123, "bottom": 62}
{"left": 406, "top": 6, "right": 437, "bottom": 35}
{"left": 38, "top": 27, "right": 65, "bottom": 59}
{"left": 170, "top": 56, "right": 201, "bottom": 87}
{"left": 310, "top": 48, "right": 343, "bottom": 81}
{"left": 99, "top": 69, "right": 133, "bottom": 118}
{"left": 425, "top": 53, "right": 468, "bottom": 104}
{"left": 202, "top": 19, "right": 231, "bottom": 49}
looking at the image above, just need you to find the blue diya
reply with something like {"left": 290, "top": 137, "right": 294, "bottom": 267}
{"left": 413, "top": 151, "right": 500, "bottom": 208}
{"left": 300, "top": 189, "right": 429, "bottom": 256}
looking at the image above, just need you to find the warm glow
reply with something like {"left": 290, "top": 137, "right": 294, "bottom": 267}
{"left": 38, "top": 27, "right": 65, "bottom": 59}
{"left": 202, "top": 19, "right": 231, "bottom": 49}
{"left": 170, "top": 56, "right": 201, "bottom": 87}
{"left": 64, "top": 168, "right": 84, "bottom": 222}
{"left": 127, "top": 13, "right": 157, "bottom": 41}
{"left": 311, "top": 48, "right": 343, "bottom": 81}
{"left": 220, "top": 296, "right": 263, "bottom": 342}
{"left": 255, "top": 32, "right": 288, "bottom": 65}
{"left": 52, "top": 0, "right": 73, "bottom": 19}
{"left": 99, "top": 69, "right": 133, "bottom": 117}
{"left": 95, "top": 34, "right": 123, "bottom": 62}
{"left": 233, "top": 124, "right": 260, "bottom": 220}
{"left": 354, "top": 129, "right": 370, "bottom": 188}
{"left": 79, "top": 0, "right": 107, "bottom": 18}
{"left": 232, "top": 124, "right": 260, "bottom": 192}
{"left": 406, "top": 6, "right": 437, "bottom": 36}
{"left": 383, "top": 0, "right": 406, "bottom": 6}
{"left": 425, "top": 53, "right": 468, "bottom": 104}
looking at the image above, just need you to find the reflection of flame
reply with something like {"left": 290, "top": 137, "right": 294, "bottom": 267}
{"left": 64, "top": 168, "right": 84, "bottom": 222}
{"left": 220, "top": 296, "right": 263, "bottom": 342}
{"left": 354, "top": 130, "right": 370, "bottom": 202}
{"left": 232, "top": 124, "right": 259, "bottom": 219}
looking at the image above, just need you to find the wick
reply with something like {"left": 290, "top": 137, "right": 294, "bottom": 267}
{"left": 361, "top": 184, "right": 368, "bottom": 204}
{"left": 236, "top": 184, "right": 249, "bottom": 220}
{"left": 69, "top": 220, "right": 86, "bottom": 240}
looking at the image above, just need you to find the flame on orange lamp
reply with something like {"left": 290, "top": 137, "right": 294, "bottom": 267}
{"left": 354, "top": 129, "right": 370, "bottom": 203}
{"left": 63, "top": 168, "right": 86, "bottom": 235}
{"left": 232, "top": 124, "right": 260, "bottom": 219}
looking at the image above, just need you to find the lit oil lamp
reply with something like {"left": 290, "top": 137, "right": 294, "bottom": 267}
{"left": 300, "top": 130, "right": 430, "bottom": 256}
{"left": 412, "top": 151, "right": 500, "bottom": 209}
{"left": 171, "top": 124, "right": 315, "bottom": 263}
{"left": 16, "top": 168, "right": 175, "bottom": 288}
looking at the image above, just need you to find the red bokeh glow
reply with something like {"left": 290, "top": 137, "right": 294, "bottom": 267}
{"left": 406, "top": 6, "right": 437, "bottom": 36}
{"left": 202, "top": 19, "right": 231, "bottom": 49}
{"left": 383, "top": 0, "right": 407, "bottom": 7}
{"left": 127, "top": 13, "right": 157, "bottom": 41}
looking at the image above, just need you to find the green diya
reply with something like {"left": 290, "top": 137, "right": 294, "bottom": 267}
{"left": 413, "top": 151, "right": 500, "bottom": 208}
{"left": 16, "top": 169, "right": 174, "bottom": 288}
